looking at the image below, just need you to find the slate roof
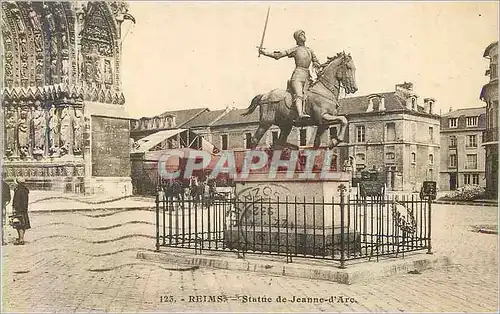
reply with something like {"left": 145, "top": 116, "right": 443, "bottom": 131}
{"left": 211, "top": 108, "right": 260, "bottom": 126}
{"left": 442, "top": 107, "right": 486, "bottom": 118}
{"left": 157, "top": 108, "right": 208, "bottom": 127}
{"left": 182, "top": 109, "right": 228, "bottom": 128}
{"left": 337, "top": 92, "right": 427, "bottom": 115}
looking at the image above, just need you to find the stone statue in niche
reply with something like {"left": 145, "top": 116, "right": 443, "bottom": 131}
{"left": 103, "top": 59, "right": 113, "bottom": 84}
{"left": 28, "top": 7, "right": 42, "bottom": 32}
{"left": 20, "top": 36, "right": 28, "bottom": 59}
{"left": 4, "top": 107, "right": 16, "bottom": 157}
{"left": 73, "top": 108, "right": 83, "bottom": 154}
{"left": 35, "top": 58, "right": 44, "bottom": 77}
{"left": 17, "top": 108, "right": 30, "bottom": 158}
{"left": 93, "top": 58, "right": 102, "bottom": 84}
{"left": 61, "top": 33, "right": 69, "bottom": 51}
{"left": 61, "top": 59, "right": 70, "bottom": 84}
{"left": 50, "top": 59, "right": 58, "bottom": 83}
{"left": 34, "top": 33, "right": 43, "bottom": 52}
{"left": 48, "top": 106, "right": 60, "bottom": 157}
{"left": 11, "top": 7, "right": 25, "bottom": 34}
{"left": 59, "top": 107, "right": 71, "bottom": 155}
{"left": 43, "top": 4, "right": 56, "bottom": 33}
{"left": 54, "top": 5, "right": 66, "bottom": 31}
{"left": 32, "top": 104, "right": 46, "bottom": 156}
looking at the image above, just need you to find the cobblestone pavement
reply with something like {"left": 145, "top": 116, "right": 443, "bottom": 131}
{"left": 2, "top": 203, "right": 498, "bottom": 313}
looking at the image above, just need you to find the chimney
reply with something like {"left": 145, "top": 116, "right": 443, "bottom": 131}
{"left": 395, "top": 81, "right": 414, "bottom": 100}
{"left": 424, "top": 98, "right": 435, "bottom": 114}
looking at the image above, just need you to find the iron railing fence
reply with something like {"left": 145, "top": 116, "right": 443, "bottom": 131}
{"left": 155, "top": 191, "right": 432, "bottom": 268}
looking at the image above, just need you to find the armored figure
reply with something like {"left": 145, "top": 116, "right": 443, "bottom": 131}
{"left": 259, "top": 30, "right": 321, "bottom": 119}
{"left": 32, "top": 104, "right": 46, "bottom": 156}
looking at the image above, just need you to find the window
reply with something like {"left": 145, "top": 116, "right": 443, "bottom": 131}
{"left": 466, "top": 135, "right": 477, "bottom": 148}
{"left": 356, "top": 153, "right": 366, "bottom": 163}
{"left": 428, "top": 127, "right": 434, "bottom": 142}
{"left": 356, "top": 125, "right": 365, "bottom": 142}
{"left": 329, "top": 126, "right": 338, "bottom": 140}
{"left": 197, "top": 135, "right": 204, "bottom": 148}
{"left": 386, "top": 152, "right": 395, "bottom": 160}
{"left": 272, "top": 131, "right": 279, "bottom": 145}
{"left": 466, "top": 154, "right": 477, "bottom": 169}
{"left": 299, "top": 129, "right": 307, "bottom": 146}
{"left": 245, "top": 133, "right": 252, "bottom": 149}
{"left": 449, "top": 118, "right": 458, "bottom": 128}
{"left": 472, "top": 174, "right": 479, "bottom": 185}
{"left": 386, "top": 123, "right": 396, "bottom": 141}
{"left": 221, "top": 134, "right": 228, "bottom": 150}
{"left": 464, "top": 174, "right": 471, "bottom": 185}
{"left": 449, "top": 136, "right": 457, "bottom": 147}
{"left": 411, "top": 152, "right": 416, "bottom": 164}
{"left": 449, "top": 154, "right": 457, "bottom": 167}
{"left": 411, "top": 97, "right": 416, "bottom": 110}
{"left": 466, "top": 117, "right": 478, "bottom": 127}
{"left": 428, "top": 154, "right": 434, "bottom": 165}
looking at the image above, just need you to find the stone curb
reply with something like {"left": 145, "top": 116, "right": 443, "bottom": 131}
{"left": 136, "top": 250, "right": 452, "bottom": 285}
{"left": 28, "top": 206, "right": 156, "bottom": 214}
{"left": 434, "top": 200, "right": 498, "bottom": 207}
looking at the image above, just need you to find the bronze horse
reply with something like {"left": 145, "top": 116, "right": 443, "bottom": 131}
{"left": 242, "top": 52, "right": 357, "bottom": 149}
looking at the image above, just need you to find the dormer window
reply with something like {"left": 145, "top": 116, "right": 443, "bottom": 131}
{"left": 411, "top": 97, "right": 416, "bottom": 110}
{"left": 466, "top": 116, "right": 478, "bottom": 127}
{"left": 449, "top": 118, "right": 458, "bottom": 128}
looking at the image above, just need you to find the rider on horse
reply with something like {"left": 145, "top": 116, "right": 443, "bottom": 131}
{"left": 259, "top": 30, "right": 322, "bottom": 119}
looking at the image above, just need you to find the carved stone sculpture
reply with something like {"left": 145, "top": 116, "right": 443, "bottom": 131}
{"left": 48, "top": 106, "right": 60, "bottom": 156}
{"left": 73, "top": 108, "right": 83, "bottom": 154}
{"left": 28, "top": 7, "right": 42, "bottom": 32}
{"left": 17, "top": 108, "right": 30, "bottom": 158}
{"left": 32, "top": 104, "right": 46, "bottom": 156}
{"left": 59, "top": 107, "right": 71, "bottom": 155}
{"left": 4, "top": 107, "right": 17, "bottom": 157}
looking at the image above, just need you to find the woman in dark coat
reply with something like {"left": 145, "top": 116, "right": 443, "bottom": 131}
{"left": 12, "top": 177, "right": 30, "bottom": 245}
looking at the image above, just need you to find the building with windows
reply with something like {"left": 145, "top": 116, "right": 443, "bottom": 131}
{"left": 439, "top": 107, "right": 486, "bottom": 190}
{"left": 340, "top": 82, "right": 440, "bottom": 191}
{"left": 129, "top": 82, "right": 439, "bottom": 191}
{"left": 480, "top": 41, "right": 498, "bottom": 198}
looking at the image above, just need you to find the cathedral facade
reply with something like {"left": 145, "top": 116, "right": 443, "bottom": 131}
{"left": 1, "top": 1, "right": 135, "bottom": 195}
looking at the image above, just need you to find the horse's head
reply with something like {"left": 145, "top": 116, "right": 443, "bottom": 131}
{"left": 320, "top": 51, "right": 358, "bottom": 95}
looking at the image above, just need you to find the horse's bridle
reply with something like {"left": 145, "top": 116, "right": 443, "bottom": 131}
{"left": 312, "top": 59, "right": 347, "bottom": 102}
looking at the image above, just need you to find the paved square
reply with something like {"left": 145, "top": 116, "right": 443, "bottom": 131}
{"left": 2, "top": 203, "right": 498, "bottom": 312}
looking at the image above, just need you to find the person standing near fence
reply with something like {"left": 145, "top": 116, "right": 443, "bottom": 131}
{"left": 2, "top": 175, "right": 11, "bottom": 245}
{"left": 12, "top": 178, "right": 30, "bottom": 245}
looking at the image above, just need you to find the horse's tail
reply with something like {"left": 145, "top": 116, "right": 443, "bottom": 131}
{"left": 241, "top": 95, "right": 262, "bottom": 116}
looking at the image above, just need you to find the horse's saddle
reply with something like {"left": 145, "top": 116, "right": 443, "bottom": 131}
{"left": 259, "top": 79, "right": 312, "bottom": 110}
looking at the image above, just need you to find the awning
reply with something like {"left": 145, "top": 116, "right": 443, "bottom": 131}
{"left": 132, "top": 129, "right": 186, "bottom": 153}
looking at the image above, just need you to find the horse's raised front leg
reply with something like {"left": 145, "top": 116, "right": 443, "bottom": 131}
{"left": 322, "top": 114, "right": 348, "bottom": 148}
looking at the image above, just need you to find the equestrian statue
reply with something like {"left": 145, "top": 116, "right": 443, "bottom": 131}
{"left": 243, "top": 27, "right": 358, "bottom": 149}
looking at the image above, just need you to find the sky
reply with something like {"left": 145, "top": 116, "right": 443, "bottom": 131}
{"left": 120, "top": 1, "right": 499, "bottom": 118}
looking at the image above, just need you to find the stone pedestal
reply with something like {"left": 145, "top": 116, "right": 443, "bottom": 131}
{"left": 224, "top": 171, "right": 361, "bottom": 255}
